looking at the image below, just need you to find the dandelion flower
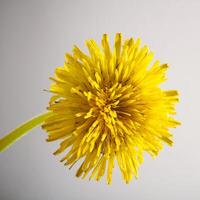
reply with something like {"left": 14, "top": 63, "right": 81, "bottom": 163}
{"left": 0, "top": 33, "right": 180, "bottom": 184}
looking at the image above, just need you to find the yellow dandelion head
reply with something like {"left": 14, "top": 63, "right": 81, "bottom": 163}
{"left": 42, "top": 33, "right": 180, "bottom": 184}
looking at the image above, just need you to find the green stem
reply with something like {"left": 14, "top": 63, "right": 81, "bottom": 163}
{"left": 0, "top": 112, "right": 52, "bottom": 152}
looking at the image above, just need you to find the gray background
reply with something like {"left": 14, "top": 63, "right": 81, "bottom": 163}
{"left": 0, "top": 0, "right": 199, "bottom": 199}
